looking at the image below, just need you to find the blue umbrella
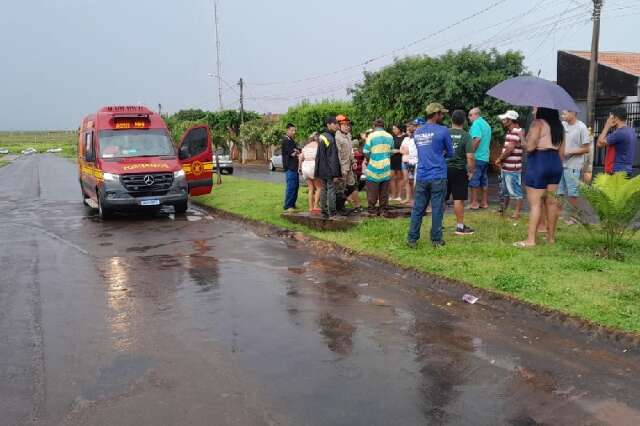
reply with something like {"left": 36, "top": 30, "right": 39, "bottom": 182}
{"left": 487, "top": 76, "right": 580, "bottom": 112}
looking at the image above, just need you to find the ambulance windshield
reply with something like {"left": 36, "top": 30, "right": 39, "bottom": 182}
{"left": 99, "top": 130, "right": 175, "bottom": 159}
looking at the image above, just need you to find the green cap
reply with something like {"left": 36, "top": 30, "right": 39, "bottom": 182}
{"left": 426, "top": 103, "right": 449, "bottom": 115}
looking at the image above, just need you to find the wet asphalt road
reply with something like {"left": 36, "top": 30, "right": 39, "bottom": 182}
{"left": 233, "top": 164, "right": 286, "bottom": 184}
{"left": 2, "top": 155, "right": 640, "bottom": 426}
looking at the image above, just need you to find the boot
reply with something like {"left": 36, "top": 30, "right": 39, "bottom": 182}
{"left": 336, "top": 192, "right": 347, "bottom": 214}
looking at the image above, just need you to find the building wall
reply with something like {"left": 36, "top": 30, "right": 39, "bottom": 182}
{"left": 557, "top": 51, "right": 639, "bottom": 100}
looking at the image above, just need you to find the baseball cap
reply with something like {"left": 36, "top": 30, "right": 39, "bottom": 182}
{"left": 426, "top": 103, "right": 449, "bottom": 115}
{"left": 336, "top": 114, "right": 351, "bottom": 123}
{"left": 413, "top": 117, "right": 426, "bottom": 125}
{"left": 498, "top": 110, "right": 519, "bottom": 121}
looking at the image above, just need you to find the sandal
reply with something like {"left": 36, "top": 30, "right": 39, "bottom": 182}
{"left": 513, "top": 241, "right": 535, "bottom": 248}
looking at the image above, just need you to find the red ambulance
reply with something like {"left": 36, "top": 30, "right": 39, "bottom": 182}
{"left": 77, "top": 105, "right": 213, "bottom": 218}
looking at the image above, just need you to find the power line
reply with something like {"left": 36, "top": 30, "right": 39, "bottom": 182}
{"left": 247, "top": 0, "right": 509, "bottom": 87}
{"left": 240, "top": 0, "right": 601, "bottom": 107}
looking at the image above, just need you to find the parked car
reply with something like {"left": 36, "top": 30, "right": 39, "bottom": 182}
{"left": 215, "top": 149, "right": 233, "bottom": 174}
{"left": 0, "top": 148, "right": 9, "bottom": 154}
{"left": 46, "top": 147, "right": 63, "bottom": 153}
{"left": 270, "top": 148, "right": 283, "bottom": 171}
{"left": 21, "top": 148, "right": 37, "bottom": 155}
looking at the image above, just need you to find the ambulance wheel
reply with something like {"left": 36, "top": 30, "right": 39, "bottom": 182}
{"left": 174, "top": 201, "right": 188, "bottom": 215}
{"left": 97, "top": 191, "right": 114, "bottom": 220}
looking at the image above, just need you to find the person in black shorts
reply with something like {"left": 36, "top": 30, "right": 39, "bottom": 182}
{"left": 390, "top": 124, "right": 406, "bottom": 201}
{"left": 447, "top": 110, "right": 476, "bottom": 235}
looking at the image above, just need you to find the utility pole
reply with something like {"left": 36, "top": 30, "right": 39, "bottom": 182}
{"left": 158, "top": 103, "right": 162, "bottom": 116}
{"left": 238, "top": 78, "right": 246, "bottom": 164}
{"left": 214, "top": 1, "right": 224, "bottom": 111}
{"left": 238, "top": 78, "right": 245, "bottom": 125}
{"left": 585, "top": 0, "right": 603, "bottom": 183}
{"left": 586, "top": 0, "right": 603, "bottom": 130}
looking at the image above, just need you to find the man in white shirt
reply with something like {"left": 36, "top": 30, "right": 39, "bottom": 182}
{"left": 558, "top": 111, "right": 590, "bottom": 218}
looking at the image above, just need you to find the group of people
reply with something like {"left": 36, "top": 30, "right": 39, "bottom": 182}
{"left": 280, "top": 102, "right": 636, "bottom": 248}
{"left": 281, "top": 116, "right": 361, "bottom": 219}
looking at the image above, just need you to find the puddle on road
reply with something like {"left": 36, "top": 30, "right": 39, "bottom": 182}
{"left": 82, "top": 354, "right": 154, "bottom": 401}
{"left": 318, "top": 312, "right": 356, "bottom": 356}
{"left": 76, "top": 214, "right": 640, "bottom": 426}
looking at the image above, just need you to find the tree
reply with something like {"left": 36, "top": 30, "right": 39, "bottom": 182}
{"left": 165, "top": 109, "right": 261, "bottom": 151}
{"left": 205, "top": 110, "right": 261, "bottom": 138}
{"left": 238, "top": 116, "right": 284, "bottom": 148}
{"left": 350, "top": 48, "right": 527, "bottom": 134}
{"left": 173, "top": 109, "right": 208, "bottom": 122}
{"left": 164, "top": 116, "right": 206, "bottom": 146}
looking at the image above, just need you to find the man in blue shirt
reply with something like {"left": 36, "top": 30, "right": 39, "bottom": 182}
{"left": 468, "top": 107, "right": 493, "bottom": 209}
{"left": 407, "top": 103, "right": 454, "bottom": 248}
{"left": 597, "top": 107, "right": 637, "bottom": 177}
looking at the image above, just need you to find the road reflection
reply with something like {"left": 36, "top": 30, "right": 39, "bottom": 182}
{"left": 100, "top": 257, "right": 135, "bottom": 351}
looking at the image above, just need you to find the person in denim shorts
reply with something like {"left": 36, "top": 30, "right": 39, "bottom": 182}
{"left": 495, "top": 110, "right": 525, "bottom": 219}
{"left": 558, "top": 111, "right": 590, "bottom": 223}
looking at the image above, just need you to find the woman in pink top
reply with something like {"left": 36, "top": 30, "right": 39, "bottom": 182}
{"left": 299, "top": 133, "right": 321, "bottom": 213}
{"left": 515, "top": 107, "right": 564, "bottom": 248}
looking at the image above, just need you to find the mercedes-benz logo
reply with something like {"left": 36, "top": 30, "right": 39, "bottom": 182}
{"left": 143, "top": 175, "right": 155, "bottom": 186}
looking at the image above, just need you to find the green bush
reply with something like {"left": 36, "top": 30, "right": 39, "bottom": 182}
{"left": 578, "top": 173, "right": 640, "bottom": 257}
{"left": 280, "top": 100, "right": 360, "bottom": 139}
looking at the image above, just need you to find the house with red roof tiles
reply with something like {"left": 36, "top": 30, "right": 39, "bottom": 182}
{"left": 557, "top": 51, "right": 640, "bottom": 170}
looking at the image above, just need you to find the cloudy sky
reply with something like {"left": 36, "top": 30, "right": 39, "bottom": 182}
{"left": 1, "top": 0, "right": 639, "bottom": 130}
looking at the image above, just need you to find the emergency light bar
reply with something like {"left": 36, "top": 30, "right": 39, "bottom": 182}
{"left": 113, "top": 120, "right": 150, "bottom": 130}
{"left": 100, "top": 106, "right": 153, "bottom": 118}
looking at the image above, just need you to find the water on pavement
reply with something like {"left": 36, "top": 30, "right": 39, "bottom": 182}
{"left": 1, "top": 155, "right": 640, "bottom": 426}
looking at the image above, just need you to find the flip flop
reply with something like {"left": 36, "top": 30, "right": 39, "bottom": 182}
{"left": 513, "top": 241, "right": 535, "bottom": 248}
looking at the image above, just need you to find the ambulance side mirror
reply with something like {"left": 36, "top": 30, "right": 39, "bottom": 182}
{"left": 179, "top": 145, "right": 190, "bottom": 160}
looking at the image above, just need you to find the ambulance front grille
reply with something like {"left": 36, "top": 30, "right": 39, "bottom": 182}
{"left": 121, "top": 172, "right": 174, "bottom": 196}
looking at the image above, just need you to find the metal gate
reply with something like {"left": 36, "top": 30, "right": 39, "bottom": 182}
{"left": 592, "top": 101, "right": 640, "bottom": 167}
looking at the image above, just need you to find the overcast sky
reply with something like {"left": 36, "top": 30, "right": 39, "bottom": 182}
{"left": 1, "top": 0, "right": 638, "bottom": 130}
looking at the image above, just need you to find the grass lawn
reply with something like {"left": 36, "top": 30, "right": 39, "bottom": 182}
{"left": 0, "top": 131, "right": 77, "bottom": 159}
{"left": 196, "top": 175, "right": 640, "bottom": 333}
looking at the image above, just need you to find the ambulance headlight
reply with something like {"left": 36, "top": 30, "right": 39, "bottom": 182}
{"left": 103, "top": 172, "right": 119, "bottom": 182}
{"left": 174, "top": 170, "right": 185, "bottom": 179}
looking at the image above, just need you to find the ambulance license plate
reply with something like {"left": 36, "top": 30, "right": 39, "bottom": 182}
{"left": 140, "top": 199, "right": 160, "bottom": 206}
